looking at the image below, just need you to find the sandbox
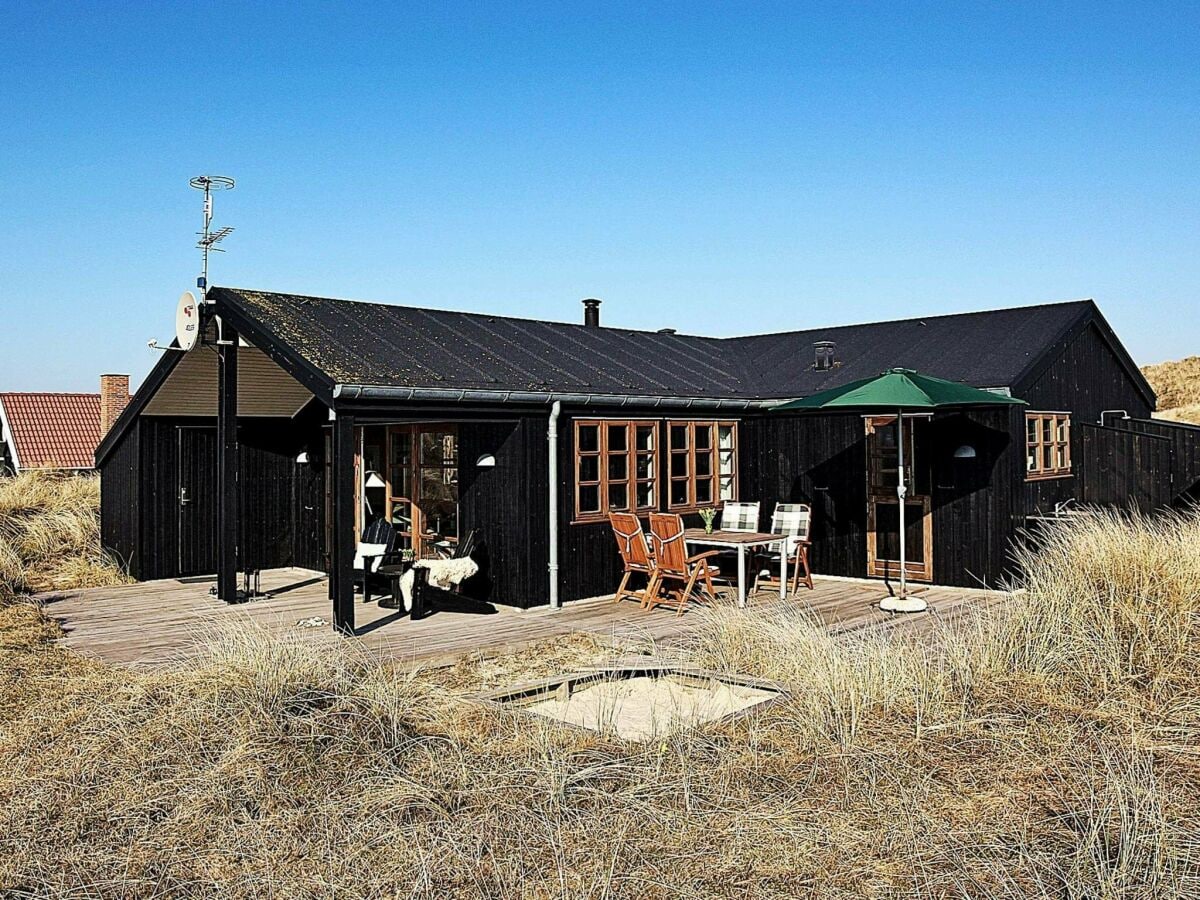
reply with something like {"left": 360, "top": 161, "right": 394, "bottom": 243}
{"left": 483, "top": 665, "right": 787, "bottom": 741}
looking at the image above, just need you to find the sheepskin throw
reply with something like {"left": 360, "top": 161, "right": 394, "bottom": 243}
{"left": 399, "top": 557, "right": 480, "bottom": 605}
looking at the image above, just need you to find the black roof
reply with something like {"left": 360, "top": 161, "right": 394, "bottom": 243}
{"left": 214, "top": 287, "right": 1137, "bottom": 402}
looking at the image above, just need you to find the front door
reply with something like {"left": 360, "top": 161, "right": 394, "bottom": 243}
{"left": 865, "top": 415, "right": 933, "bottom": 582}
{"left": 177, "top": 426, "right": 218, "bottom": 576}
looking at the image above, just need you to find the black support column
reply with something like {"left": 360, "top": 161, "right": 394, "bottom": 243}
{"left": 331, "top": 410, "right": 356, "bottom": 634}
{"left": 216, "top": 323, "right": 239, "bottom": 602}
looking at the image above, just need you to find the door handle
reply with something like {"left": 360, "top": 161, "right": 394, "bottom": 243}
{"left": 180, "top": 488, "right": 191, "bottom": 506}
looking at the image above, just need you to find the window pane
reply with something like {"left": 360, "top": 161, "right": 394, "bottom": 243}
{"left": 670, "top": 480, "right": 689, "bottom": 506}
{"left": 1057, "top": 419, "right": 1069, "bottom": 442}
{"left": 718, "top": 425, "right": 735, "bottom": 450}
{"left": 718, "top": 449, "right": 735, "bottom": 475}
{"left": 635, "top": 453, "right": 654, "bottom": 479}
{"left": 694, "top": 424, "right": 712, "bottom": 450}
{"left": 421, "top": 431, "right": 456, "bottom": 466}
{"left": 579, "top": 484, "right": 600, "bottom": 513}
{"left": 718, "top": 475, "right": 735, "bottom": 500}
{"left": 1027, "top": 416, "right": 1038, "bottom": 442}
{"left": 1055, "top": 445, "right": 1066, "bottom": 469}
{"left": 608, "top": 483, "right": 629, "bottom": 511}
{"left": 636, "top": 482, "right": 654, "bottom": 508}
{"left": 670, "top": 451, "right": 689, "bottom": 477}
{"left": 695, "top": 478, "right": 713, "bottom": 504}
{"left": 578, "top": 424, "right": 599, "bottom": 453}
{"left": 695, "top": 452, "right": 712, "bottom": 477}
{"left": 635, "top": 425, "right": 655, "bottom": 451}
{"left": 669, "top": 424, "right": 689, "bottom": 450}
{"left": 607, "top": 424, "right": 628, "bottom": 452}
{"left": 579, "top": 455, "right": 599, "bottom": 482}
{"left": 1043, "top": 445, "right": 1054, "bottom": 469}
{"left": 1027, "top": 449, "right": 1037, "bottom": 471}
{"left": 607, "top": 454, "right": 627, "bottom": 481}
{"left": 1042, "top": 418, "right": 1053, "bottom": 442}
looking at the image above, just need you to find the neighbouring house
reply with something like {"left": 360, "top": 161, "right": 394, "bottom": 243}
{"left": 1, "top": 375, "right": 129, "bottom": 475}
{"left": 96, "top": 289, "right": 1200, "bottom": 632}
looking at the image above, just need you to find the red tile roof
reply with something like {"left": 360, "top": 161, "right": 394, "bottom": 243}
{"left": 0, "top": 393, "right": 102, "bottom": 470}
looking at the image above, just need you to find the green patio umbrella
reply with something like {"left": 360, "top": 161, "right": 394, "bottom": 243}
{"left": 773, "top": 368, "right": 1025, "bottom": 611}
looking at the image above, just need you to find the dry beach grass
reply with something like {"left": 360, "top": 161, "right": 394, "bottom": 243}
{"left": 1, "top": 473, "right": 1199, "bottom": 896}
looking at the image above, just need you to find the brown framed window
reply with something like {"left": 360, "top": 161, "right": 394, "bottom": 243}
{"left": 574, "top": 420, "right": 657, "bottom": 521}
{"left": 1026, "top": 412, "right": 1071, "bottom": 479}
{"left": 667, "top": 421, "right": 738, "bottom": 510}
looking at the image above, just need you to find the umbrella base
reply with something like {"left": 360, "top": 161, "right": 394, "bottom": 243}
{"left": 880, "top": 593, "right": 928, "bottom": 613}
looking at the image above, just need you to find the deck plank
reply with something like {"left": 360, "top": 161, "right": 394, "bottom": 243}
{"left": 33, "top": 569, "right": 1004, "bottom": 670}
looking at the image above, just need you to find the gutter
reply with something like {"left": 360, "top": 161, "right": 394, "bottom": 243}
{"left": 332, "top": 384, "right": 776, "bottom": 410}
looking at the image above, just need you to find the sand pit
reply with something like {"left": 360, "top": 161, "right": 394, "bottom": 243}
{"left": 486, "top": 667, "right": 785, "bottom": 741}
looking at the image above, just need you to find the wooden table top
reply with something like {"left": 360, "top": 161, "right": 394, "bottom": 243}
{"left": 683, "top": 529, "right": 784, "bottom": 545}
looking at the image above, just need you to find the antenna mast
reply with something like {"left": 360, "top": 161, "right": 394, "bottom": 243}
{"left": 189, "top": 174, "right": 235, "bottom": 302}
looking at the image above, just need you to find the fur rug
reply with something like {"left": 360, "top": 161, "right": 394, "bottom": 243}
{"left": 399, "top": 556, "right": 480, "bottom": 605}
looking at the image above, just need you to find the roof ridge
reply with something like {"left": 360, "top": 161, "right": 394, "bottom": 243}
{"left": 213, "top": 286, "right": 722, "bottom": 342}
{"left": 215, "top": 286, "right": 1096, "bottom": 344}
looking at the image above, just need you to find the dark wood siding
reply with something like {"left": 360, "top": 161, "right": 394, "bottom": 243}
{"left": 1075, "top": 423, "right": 1174, "bottom": 510}
{"left": 1018, "top": 322, "right": 1153, "bottom": 422}
{"left": 99, "top": 418, "right": 140, "bottom": 577}
{"left": 928, "top": 408, "right": 1022, "bottom": 587}
{"left": 458, "top": 417, "right": 548, "bottom": 608}
{"left": 1116, "top": 418, "right": 1200, "bottom": 504}
{"left": 103, "top": 412, "right": 327, "bottom": 582}
{"left": 741, "top": 412, "right": 869, "bottom": 580}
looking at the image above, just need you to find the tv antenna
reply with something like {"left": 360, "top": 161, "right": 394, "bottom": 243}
{"left": 189, "top": 174, "right": 235, "bottom": 301}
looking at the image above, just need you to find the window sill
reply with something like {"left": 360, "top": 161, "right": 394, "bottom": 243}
{"left": 1026, "top": 471, "right": 1072, "bottom": 482}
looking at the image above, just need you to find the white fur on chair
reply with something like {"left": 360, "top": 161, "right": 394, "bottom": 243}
{"left": 399, "top": 557, "right": 480, "bottom": 605}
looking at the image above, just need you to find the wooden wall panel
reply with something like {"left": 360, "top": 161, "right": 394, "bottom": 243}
{"left": 1076, "top": 423, "right": 1173, "bottom": 511}
{"left": 98, "top": 418, "right": 140, "bottom": 578}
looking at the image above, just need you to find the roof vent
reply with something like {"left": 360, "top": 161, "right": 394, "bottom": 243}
{"left": 813, "top": 341, "right": 837, "bottom": 371}
{"left": 582, "top": 298, "right": 602, "bottom": 327}
{"left": 657, "top": 327, "right": 677, "bottom": 335}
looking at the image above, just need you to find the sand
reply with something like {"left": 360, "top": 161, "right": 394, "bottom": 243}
{"left": 524, "top": 675, "right": 776, "bottom": 740}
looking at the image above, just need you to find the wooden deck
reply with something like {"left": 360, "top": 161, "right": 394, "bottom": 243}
{"left": 34, "top": 570, "right": 1003, "bottom": 670}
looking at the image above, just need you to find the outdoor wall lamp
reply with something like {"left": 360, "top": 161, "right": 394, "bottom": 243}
{"left": 295, "top": 451, "right": 310, "bottom": 464}
{"left": 953, "top": 444, "right": 977, "bottom": 459}
{"left": 475, "top": 453, "right": 496, "bottom": 468}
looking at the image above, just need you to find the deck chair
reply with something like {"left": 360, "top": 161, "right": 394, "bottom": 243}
{"left": 353, "top": 519, "right": 406, "bottom": 603}
{"left": 719, "top": 501, "right": 761, "bottom": 532}
{"left": 753, "top": 503, "right": 814, "bottom": 594}
{"left": 408, "top": 529, "right": 491, "bottom": 620}
{"left": 645, "top": 512, "right": 722, "bottom": 617}
{"left": 608, "top": 512, "right": 655, "bottom": 606}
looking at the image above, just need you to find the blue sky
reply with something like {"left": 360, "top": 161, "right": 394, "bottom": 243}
{"left": 1, "top": 2, "right": 1197, "bottom": 392}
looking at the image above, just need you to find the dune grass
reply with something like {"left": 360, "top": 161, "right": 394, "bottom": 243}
{"left": 0, "top": 475, "right": 1198, "bottom": 896}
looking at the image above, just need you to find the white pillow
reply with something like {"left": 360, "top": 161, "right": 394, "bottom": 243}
{"left": 354, "top": 542, "right": 389, "bottom": 572}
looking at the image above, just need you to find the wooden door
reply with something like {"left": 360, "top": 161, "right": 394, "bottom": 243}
{"left": 865, "top": 416, "right": 933, "bottom": 582}
{"left": 177, "top": 426, "right": 219, "bottom": 576}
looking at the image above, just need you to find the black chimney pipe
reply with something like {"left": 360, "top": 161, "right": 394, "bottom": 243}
{"left": 582, "top": 298, "right": 601, "bottom": 327}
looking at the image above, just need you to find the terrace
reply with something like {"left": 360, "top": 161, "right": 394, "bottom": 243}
{"left": 36, "top": 569, "right": 1000, "bottom": 670}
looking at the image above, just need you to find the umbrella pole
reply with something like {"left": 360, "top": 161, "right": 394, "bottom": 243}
{"left": 897, "top": 408, "right": 907, "bottom": 599}
{"left": 880, "top": 409, "right": 928, "bottom": 613}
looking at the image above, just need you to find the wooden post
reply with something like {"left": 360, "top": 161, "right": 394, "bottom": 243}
{"left": 216, "top": 324, "right": 239, "bottom": 602}
{"left": 331, "top": 411, "right": 356, "bottom": 634}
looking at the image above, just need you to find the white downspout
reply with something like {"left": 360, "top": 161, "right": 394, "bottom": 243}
{"left": 547, "top": 400, "right": 562, "bottom": 608}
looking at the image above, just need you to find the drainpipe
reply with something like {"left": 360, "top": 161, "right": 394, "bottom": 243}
{"left": 548, "top": 400, "right": 562, "bottom": 608}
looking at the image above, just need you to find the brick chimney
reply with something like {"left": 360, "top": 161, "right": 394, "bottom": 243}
{"left": 100, "top": 374, "right": 130, "bottom": 434}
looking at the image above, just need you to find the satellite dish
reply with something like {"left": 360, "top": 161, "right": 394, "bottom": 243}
{"left": 175, "top": 291, "right": 200, "bottom": 351}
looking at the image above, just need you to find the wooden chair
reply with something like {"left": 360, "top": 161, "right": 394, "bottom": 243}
{"left": 353, "top": 519, "right": 407, "bottom": 603}
{"left": 753, "top": 503, "right": 814, "bottom": 594}
{"left": 645, "top": 512, "right": 722, "bottom": 617}
{"left": 719, "top": 501, "right": 761, "bottom": 532}
{"left": 608, "top": 512, "right": 655, "bottom": 606}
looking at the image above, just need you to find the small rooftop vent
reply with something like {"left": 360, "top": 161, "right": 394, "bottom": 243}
{"left": 657, "top": 327, "right": 677, "bottom": 335}
{"left": 813, "top": 341, "right": 837, "bottom": 370}
{"left": 582, "top": 298, "right": 602, "bottom": 327}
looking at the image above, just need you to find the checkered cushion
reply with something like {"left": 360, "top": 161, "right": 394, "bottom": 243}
{"left": 720, "top": 501, "right": 760, "bottom": 533}
{"left": 771, "top": 503, "right": 811, "bottom": 555}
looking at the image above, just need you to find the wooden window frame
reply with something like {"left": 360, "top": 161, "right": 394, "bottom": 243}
{"left": 1025, "top": 411, "right": 1072, "bottom": 480}
{"left": 666, "top": 420, "right": 738, "bottom": 513}
{"left": 573, "top": 419, "right": 658, "bottom": 523}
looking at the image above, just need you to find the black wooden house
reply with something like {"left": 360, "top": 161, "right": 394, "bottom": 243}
{"left": 97, "top": 288, "right": 1200, "bottom": 632}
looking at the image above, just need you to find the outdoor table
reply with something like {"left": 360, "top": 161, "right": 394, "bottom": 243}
{"left": 683, "top": 529, "right": 788, "bottom": 609}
